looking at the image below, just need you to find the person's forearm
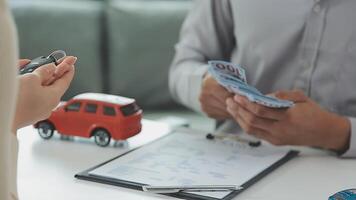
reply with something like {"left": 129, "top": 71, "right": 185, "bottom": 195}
{"left": 0, "top": 9, "right": 19, "bottom": 136}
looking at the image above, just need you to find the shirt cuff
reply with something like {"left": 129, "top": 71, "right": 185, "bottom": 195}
{"left": 340, "top": 117, "right": 356, "bottom": 158}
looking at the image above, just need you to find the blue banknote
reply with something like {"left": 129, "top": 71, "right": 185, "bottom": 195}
{"left": 208, "top": 60, "right": 294, "bottom": 108}
{"left": 208, "top": 60, "right": 247, "bottom": 83}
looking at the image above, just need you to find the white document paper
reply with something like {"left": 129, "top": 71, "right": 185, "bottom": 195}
{"left": 89, "top": 129, "right": 292, "bottom": 199}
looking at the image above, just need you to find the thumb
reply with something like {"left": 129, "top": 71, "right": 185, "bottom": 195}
{"left": 32, "top": 63, "right": 56, "bottom": 85}
{"left": 54, "top": 56, "right": 77, "bottom": 78}
{"left": 49, "top": 65, "right": 75, "bottom": 97}
{"left": 273, "top": 90, "right": 308, "bottom": 103}
{"left": 18, "top": 59, "right": 31, "bottom": 69}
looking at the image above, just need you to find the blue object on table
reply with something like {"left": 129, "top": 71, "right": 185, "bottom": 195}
{"left": 329, "top": 189, "right": 356, "bottom": 200}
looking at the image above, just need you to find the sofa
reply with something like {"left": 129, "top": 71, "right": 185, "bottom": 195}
{"left": 10, "top": 0, "right": 215, "bottom": 131}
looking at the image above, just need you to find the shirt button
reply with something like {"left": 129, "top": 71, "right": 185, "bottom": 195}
{"left": 313, "top": 4, "right": 321, "bottom": 13}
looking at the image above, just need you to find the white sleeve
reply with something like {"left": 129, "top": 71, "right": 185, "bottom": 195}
{"left": 0, "top": 0, "right": 20, "bottom": 199}
{"left": 341, "top": 117, "right": 356, "bottom": 158}
{"left": 169, "top": 0, "right": 235, "bottom": 113}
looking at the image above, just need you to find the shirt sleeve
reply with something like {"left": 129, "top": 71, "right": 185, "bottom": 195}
{"left": 340, "top": 117, "right": 356, "bottom": 158}
{"left": 0, "top": 2, "right": 20, "bottom": 199}
{"left": 169, "top": 0, "right": 235, "bottom": 113}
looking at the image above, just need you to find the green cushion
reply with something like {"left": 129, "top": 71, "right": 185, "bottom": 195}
{"left": 107, "top": 0, "right": 192, "bottom": 109}
{"left": 11, "top": 1, "right": 104, "bottom": 100}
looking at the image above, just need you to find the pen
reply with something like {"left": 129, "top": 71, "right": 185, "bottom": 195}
{"left": 142, "top": 185, "right": 243, "bottom": 194}
{"left": 206, "top": 133, "right": 261, "bottom": 147}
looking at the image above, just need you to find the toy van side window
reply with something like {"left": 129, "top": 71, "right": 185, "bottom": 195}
{"left": 103, "top": 106, "right": 116, "bottom": 116}
{"left": 85, "top": 103, "right": 98, "bottom": 113}
{"left": 65, "top": 102, "right": 82, "bottom": 112}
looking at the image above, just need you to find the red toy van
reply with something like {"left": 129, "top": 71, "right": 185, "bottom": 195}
{"left": 34, "top": 93, "right": 142, "bottom": 147}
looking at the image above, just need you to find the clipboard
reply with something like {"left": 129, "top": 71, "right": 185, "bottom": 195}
{"left": 75, "top": 128, "right": 299, "bottom": 200}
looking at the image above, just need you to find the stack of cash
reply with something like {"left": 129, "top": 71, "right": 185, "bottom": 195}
{"left": 208, "top": 60, "right": 294, "bottom": 108}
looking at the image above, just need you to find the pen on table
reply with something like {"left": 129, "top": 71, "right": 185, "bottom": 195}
{"left": 206, "top": 133, "right": 261, "bottom": 147}
{"left": 142, "top": 185, "right": 243, "bottom": 194}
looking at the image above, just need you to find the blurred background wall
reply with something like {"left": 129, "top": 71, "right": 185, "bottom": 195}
{"left": 11, "top": 0, "right": 192, "bottom": 110}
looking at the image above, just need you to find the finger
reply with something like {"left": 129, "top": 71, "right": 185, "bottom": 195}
{"left": 45, "top": 56, "right": 77, "bottom": 85}
{"left": 32, "top": 63, "right": 56, "bottom": 85}
{"left": 228, "top": 100, "right": 286, "bottom": 146}
{"left": 202, "top": 99, "right": 231, "bottom": 119}
{"left": 200, "top": 92, "right": 229, "bottom": 112}
{"left": 234, "top": 95, "right": 287, "bottom": 120}
{"left": 49, "top": 65, "right": 75, "bottom": 97}
{"left": 212, "top": 85, "right": 233, "bottom": 104}
{"left": 273, "top": 90, "right": 308, "bottom": 103}
{"left": 18, "top": 59, "right": 31, "bottom": 69}
{"left": 54, "top": 56, "right": 77, "bottom": 78}
{"left": 205, "top": 108, "right": 231, "bottom": 120}
{"left": 210, "top": 95, "right": 230, "bottom": 111}
{"left": 227, "top": 98, "right": 276, "bottom": 131}
{"left": 231, "top": 108, "right": 273, "bottom": 141}
{"left": 209, "top": 105, "right": 231, "bottom": 118}
{"left": 203, "top": 74, "right": 233, "bottom": 104}
{"left": 232, "top": 110, "right": 283, "bottom": 145}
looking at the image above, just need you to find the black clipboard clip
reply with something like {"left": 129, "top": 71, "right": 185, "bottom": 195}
{"left": 206, "top": 133, "right": 261, "bottom": 147}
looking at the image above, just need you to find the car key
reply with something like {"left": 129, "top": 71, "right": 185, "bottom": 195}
{"left": 19, "top": 50, "right": 66, "bottom": 75}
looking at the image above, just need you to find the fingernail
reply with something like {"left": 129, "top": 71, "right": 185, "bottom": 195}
{"left": 66, "top": 56, "right": 77, "bottom": 65}
{"left": 71, "top": 57, "right": 78, "bottom": 64}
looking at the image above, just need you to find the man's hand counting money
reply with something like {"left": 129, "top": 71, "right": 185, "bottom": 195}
{"left": 226, "top": 90, "right": 351, "bottom": 152}
{"left": 199, "top": 74, "right": 233, "bottom": 120}
{"left": 208, "top": 61, "right": 294, "bottom": 108}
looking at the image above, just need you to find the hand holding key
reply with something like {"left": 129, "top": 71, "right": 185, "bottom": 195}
{"left": 19, "top": 50, "right": 66, "bottom": 75}
{"left": 13, "top": 52, "right": 77, "bottom": 132}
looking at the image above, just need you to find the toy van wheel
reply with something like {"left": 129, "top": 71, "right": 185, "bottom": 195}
{"left": 37, "top": 121, "right": 54, "bottom": 140}
{"left": 93, "top": 129, "right": 111, "bottom": 147}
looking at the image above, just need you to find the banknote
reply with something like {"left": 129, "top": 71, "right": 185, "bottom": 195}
{"left": 208, "top": 60, "right": 294, "bottom": 108}
{"left": 208, "top": 60, "right": 247, "bottom": 84}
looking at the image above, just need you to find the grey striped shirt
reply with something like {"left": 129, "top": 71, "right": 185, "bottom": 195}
{"left": 169, "top": 0, "right": 356, "bottom": 157}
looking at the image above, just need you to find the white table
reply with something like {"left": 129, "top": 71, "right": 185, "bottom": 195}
{"left": 17, "top": 120, "right": 356, "bottom": 200}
